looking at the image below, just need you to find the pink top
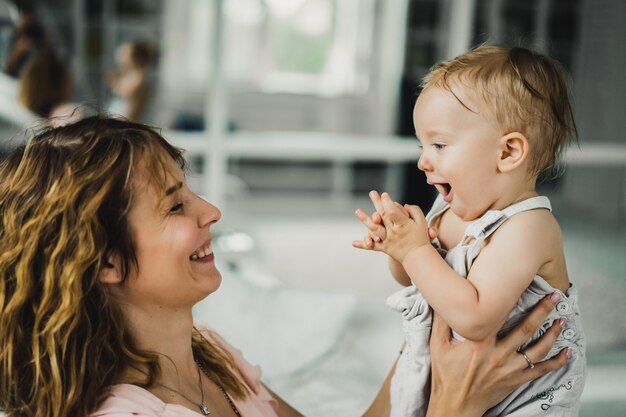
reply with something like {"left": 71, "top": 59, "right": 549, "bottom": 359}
{"left": 92, "top": 327, "right": 279, "bottom": 417}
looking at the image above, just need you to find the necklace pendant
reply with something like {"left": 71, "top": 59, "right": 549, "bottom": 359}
{"left": 200, "top": 405, "right": 211, "bottom": 415}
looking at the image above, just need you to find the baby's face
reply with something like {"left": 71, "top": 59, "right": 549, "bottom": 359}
{"left": 413, "top": 83, "right": 504, "bottom": 220}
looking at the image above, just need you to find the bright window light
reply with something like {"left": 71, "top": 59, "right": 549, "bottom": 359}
{"left": 182, "top": 0, "right": 375, "bottom": 96}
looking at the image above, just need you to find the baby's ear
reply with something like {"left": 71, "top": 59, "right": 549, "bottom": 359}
{"left": 497, "top": 132, "right": 529, "bottom": 173}
{"left": 98, "top": 252, "right": 123, "bottom": 285}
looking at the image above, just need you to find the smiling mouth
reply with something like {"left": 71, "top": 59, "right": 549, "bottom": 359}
{"left": 190, "top": 242, "right": 213, "bottom": 260}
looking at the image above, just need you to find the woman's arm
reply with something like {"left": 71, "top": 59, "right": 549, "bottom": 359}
{"left": 362, "top": 353, "right": 398, "bottom": 417}
{"left": 425, "top": 294, "right": 570, "bottom": 417}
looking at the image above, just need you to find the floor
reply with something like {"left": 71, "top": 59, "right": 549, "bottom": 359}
{"left": 202, "top": 190, "right": 626, "bottom": 416}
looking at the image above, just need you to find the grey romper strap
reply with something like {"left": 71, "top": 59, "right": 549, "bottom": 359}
{"left": 464, "top": 196, "right": 552, "bottom": 265}
{"left": 501, "top": 195, "right": 552, "bottom": 217}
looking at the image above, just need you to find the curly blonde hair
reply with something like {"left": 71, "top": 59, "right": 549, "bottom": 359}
{"left": 0, "top": 116, "right": 246, "bottom": 417}
{"left": 422, "top": 44, "right": 578, "bottom": 178}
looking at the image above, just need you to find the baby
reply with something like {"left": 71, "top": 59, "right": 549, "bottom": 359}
{"left": 354, "top": 44, "right": 586, "bottom": 416}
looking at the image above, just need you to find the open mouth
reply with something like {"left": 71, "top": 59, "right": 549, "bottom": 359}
{"left": 434, "top": 183, "right": 453, "bottom": 203}
{"left": 190, "top": 242, "right": 213, "bottom": 261}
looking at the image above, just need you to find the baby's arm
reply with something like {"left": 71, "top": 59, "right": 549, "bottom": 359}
{"left": 388, "top": 257, "right": 412, "bottom": 287}
{"left": 452, "top": 209, "right": 558, "bottom": 338}
{"left": 362, "top": 193, "right": 547, "bottom": 341}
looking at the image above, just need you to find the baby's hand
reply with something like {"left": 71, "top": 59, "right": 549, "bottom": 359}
{"left": 353, "top": 208, "right": 386, "bottom": 249}
{"left": 373, "top": 192, "right": 432, "bottom": 262}
{"left": 352, "top": 190, "right": 396, "bottom": 249}
{"left": 353, "top": 191, "right": 420, "bottom": 254}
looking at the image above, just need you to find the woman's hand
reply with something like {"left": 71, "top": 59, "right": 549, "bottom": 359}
{"left": 426, "top": 293, "right": 570, "bottom": 417}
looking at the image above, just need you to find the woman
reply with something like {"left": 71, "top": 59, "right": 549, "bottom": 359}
{"left": 0, "top": 116, "right": 567, "bottom": 417}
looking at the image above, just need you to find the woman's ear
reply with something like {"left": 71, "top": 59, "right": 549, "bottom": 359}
{"left": 98, "top": 253, "right": 123, "bottom": 285}
{"left": 497, "top": 132, "right": 529, "bottom": 173}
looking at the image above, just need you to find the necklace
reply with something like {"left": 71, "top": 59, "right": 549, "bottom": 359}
{"left": 155, "top": 361, "right": 211, "bottom": 415}
{"left": 196, "top": 358, "right": 242, "bottom": 417}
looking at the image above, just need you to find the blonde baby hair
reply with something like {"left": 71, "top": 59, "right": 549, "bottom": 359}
{"left": 422, "top": 44, "right": 578, "bottom": 178}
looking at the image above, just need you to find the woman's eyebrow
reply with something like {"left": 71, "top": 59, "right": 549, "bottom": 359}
{"left": 165, "top": 182, "right": 183, "bottom": 196}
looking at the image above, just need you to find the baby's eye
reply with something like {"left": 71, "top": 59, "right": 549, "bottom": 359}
{"left": 169, "top": 202, "right": 184, "bottom": 213}
{"left": 433, "top": 143, "right": 446, "bottom": 150}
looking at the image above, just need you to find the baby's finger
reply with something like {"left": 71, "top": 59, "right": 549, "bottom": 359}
{"left": 352, "top": 237, "right": 374, "bottom": 250}
{"left": 380, "top": 193, "right": 408, "bottom": 226}
{"left": 369, "top": 190, "right": 384, "bottom": 214}
{"left": 371, "top": 227, "right": 385, "bottom": 241}
{"left": 367, "top": 231, "right": 382, "bottom": 243}
{"left": 352, "top": 240, "right": 372, "bottom": 250}
{"left": 404, "top": 204, "right": 426, "bottom": 222}
{"left": 352, "top": 232, "right": 382, "bottom": 250}
{"left": 369, "top": 213, "right": 386, "bottom": 240}
{"left": 355, "top": 209, "right": 386, "bottom": 239}
{"left": 355, "top": 208, "right": 377, "bottom": 229}
{"left": 395, "top": 202, "right": 410, "bottom": 215}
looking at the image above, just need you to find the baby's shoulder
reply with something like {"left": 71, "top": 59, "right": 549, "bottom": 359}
{"left": 492, "top": 207, "right": 564, "bottom": 253}
{"left": 495, "top": 207, "right": 569, "bottom": 290}
{"left": 505, "top": 207, "right": 561, "bottom": 234}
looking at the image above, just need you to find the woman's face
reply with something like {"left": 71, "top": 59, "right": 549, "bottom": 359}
{"left": 116, "top": 154, "right": 222, "bottom": 310}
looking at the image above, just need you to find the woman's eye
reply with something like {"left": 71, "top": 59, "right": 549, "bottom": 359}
{"left": 169, "top": 202, "right": 184, "bottom": 213}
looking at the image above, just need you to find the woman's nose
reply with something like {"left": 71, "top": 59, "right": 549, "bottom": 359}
{"left": 196, "top": 196, "right": 221, "bottom": 228}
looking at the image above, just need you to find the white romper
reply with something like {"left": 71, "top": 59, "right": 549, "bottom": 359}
{"left": 386, "top": 195, "right": 586, "bottom": 417}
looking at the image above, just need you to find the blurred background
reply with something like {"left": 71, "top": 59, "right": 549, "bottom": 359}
{"left": 0, "top": 0, "right": 624, "bottom": 416}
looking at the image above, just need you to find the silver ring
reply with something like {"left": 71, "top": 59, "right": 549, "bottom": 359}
{"left": 520, "top": 350, "right": 535, "bottom": 369}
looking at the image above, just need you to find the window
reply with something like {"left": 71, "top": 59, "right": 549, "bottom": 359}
{"left": 163, "top": 0, "right": 376, "bottom": 96}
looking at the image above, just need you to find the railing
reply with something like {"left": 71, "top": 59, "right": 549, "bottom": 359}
{"left": 165, "top": 129, "right": 626, "bottom": 204}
